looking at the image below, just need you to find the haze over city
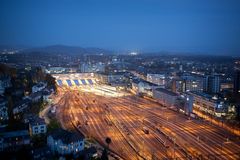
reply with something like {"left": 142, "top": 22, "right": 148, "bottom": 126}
{"left": 1, "top": 0, "right": 240, "bottom": 55}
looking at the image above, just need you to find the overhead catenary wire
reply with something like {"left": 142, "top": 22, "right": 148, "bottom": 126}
{"left": 55, "top": 88, "right": 240, "bottom": 160}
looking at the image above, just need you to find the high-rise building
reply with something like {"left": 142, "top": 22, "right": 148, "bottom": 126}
{"left": 181, "top": 75, "right": 203, "bottom": 92}
{"left": 233, "top": 70, "right": 240, "bottom": 94}
{"left": 203, "top": 75, "right": 220, "bottom": 94}
{"left": 172, "top": 79, "right": 177, "bottom": 93}
{"left": 172, "top": 78, "right": 185, "bottom": 93}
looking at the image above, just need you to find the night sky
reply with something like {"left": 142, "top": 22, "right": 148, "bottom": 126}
{"left": 0, "top": 0, "right": 240, "bottom": 55}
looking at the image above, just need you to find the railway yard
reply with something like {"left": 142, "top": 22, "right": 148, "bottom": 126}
{"left": 53, "top": 84, "right": 240, "bottom": 160}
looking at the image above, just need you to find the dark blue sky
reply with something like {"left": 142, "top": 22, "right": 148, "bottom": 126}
{"left": 0, "top": 0, "right": 240, "bottom": 55}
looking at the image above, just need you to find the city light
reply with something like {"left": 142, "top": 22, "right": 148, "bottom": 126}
{"left": 0, "top": 0, "right": 240, "bottom": 159}
{"left": 130, "top": 52, "right": 138, "bottom": 55}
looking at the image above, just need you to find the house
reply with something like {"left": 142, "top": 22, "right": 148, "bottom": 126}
{"left": 30, "top": 147, "right": 53, "bottom": 160}
{"left": 47, "top": 129, "right": 85, "bottom": 155}
{"left": 13, "top": 99, "right": 31, "bottom": 115}
{"left": 0, "top": 97, "right": 8, "bottom": 123}
{"left": 29, "top": 117, "right": 47, "bottom": 136}
{"left": 22, "top": 113, "right": 35, "bottom": 124}
{"left": 42, "top": 89, "right": 52, "bottom": 103}
{"left": 30, "top": 91, "right": 42, "bottom": 103}
{"left": 32, "top": 82, "right": 47, "bottom": 93}
{"left": 0, "top": 130, "right": 30, "bottom": 151}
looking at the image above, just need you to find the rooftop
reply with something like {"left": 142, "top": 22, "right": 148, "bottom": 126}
{"left": 189, "top": 91, "right": 222, "bottom": 103}
{"left": 155, "top": 88, "right": 178, "bottom": 96}
{"left": 33, "top": 82, "right": 46, "bottom": 88}
{"left": 132, "top": 78, "right": 158, "bottom": 86}
{"left": 42, "top": 89, "right": 51, "bottom": 95}
{"left": 29, "top": 117, "right": 46, "bottom": 126}
{"left": 30, "top": 91, "right": 42, "bottom": 98}
{"left": 0, "top": 130, "right": 29, "bottom": 138}
{"left": 49, "top": 128, "right": 84, "bottom": 144}
{"left": 14, "top": 99, "right": 31, "bottom": 107}
{"left": 97, "top": 71, "right": 127, "bottom": 76}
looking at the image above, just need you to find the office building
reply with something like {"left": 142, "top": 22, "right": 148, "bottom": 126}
{"left": 189, "top": 92, "right": 226, "bottom": 117}
{"left": 132, "top": 78, "right": 159, "bottom": 97}
{"left": 203, "top": 75, "right": 220, "bottom": 94}
{"left": 180, "top": 75, "right": 204, "bottom": 92}
{"left": 81, "top": 62, "right": 105, "bottom": 73}
{"left": 147, "top": 74, "right": 166, "bottom": 87}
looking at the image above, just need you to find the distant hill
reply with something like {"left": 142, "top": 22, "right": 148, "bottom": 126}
{"left": 23, "top": 45, "right": 113, "bottom": 55}
{"left": 0, "top": 45, "right": 28, "bottom": 52}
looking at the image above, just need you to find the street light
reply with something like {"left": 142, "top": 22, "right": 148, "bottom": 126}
{"left": 173, "top": 137, "right": 176, "bottom": 159}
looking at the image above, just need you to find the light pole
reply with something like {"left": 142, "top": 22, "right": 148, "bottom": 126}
{"left": 221, "top": 143, "right": 223, "bottom": 159}
{"left": 173, "top": 137, "right": 176, "bottom": 159}
{"left": 142, "top": 140, "right": 145, "bottom": 158}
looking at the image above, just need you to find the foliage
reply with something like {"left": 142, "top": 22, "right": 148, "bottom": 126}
{"left": 0, "top": 63, "right": 17, "bottom": 77}
{"left": 47, "top": 118, "right": 61, "bottom": 132}
{"left": 45, "top": 73, "right": 57, "bottom": 91}
{"left": 29, "top": 99, "right": 44, "bottom": 115}
{"left": 100, "top": 148, "right": 108, "bottom": 160}
{"left": 31, "top": 134, "right": 47, "bottom": 148}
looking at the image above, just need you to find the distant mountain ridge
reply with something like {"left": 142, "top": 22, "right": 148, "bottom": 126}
{"left": 23, "top": 45, "right": 113, "bottom": 55}
{"left": 0, "top": 45, "right": 28, "bottom": 52}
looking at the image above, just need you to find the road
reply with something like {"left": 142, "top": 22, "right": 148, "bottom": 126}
{"left": 53, "top": 85, "right": 240, "bottom": 160}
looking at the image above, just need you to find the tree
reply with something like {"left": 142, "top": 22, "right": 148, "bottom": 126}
{"left": 16, "top": 146, "right": 31, "bottom": 160}
{"left": 45, "top": 74, "right": 57, "bottom": 91}
{"left": 0, "top": 63, "right": 16, "bottom": 77}
{"left": 100, "top": 137, "right": 111, "bottom": 160}
{"left": 35, "top": 67, "right": 45, "bottom": 82}
{"left": 100, "top": 148, "right": 108, "bottom": 160}
{"left": 7, "top": 96, "right": 14, "bottom": 122}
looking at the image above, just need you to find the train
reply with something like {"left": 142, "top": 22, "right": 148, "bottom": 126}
{"left": 142, "top": 127, "right": 149, "bottom": 134}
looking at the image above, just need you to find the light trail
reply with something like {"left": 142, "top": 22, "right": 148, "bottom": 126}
{"left": 52, "top": 85, "right": 240, "bottom": 160}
